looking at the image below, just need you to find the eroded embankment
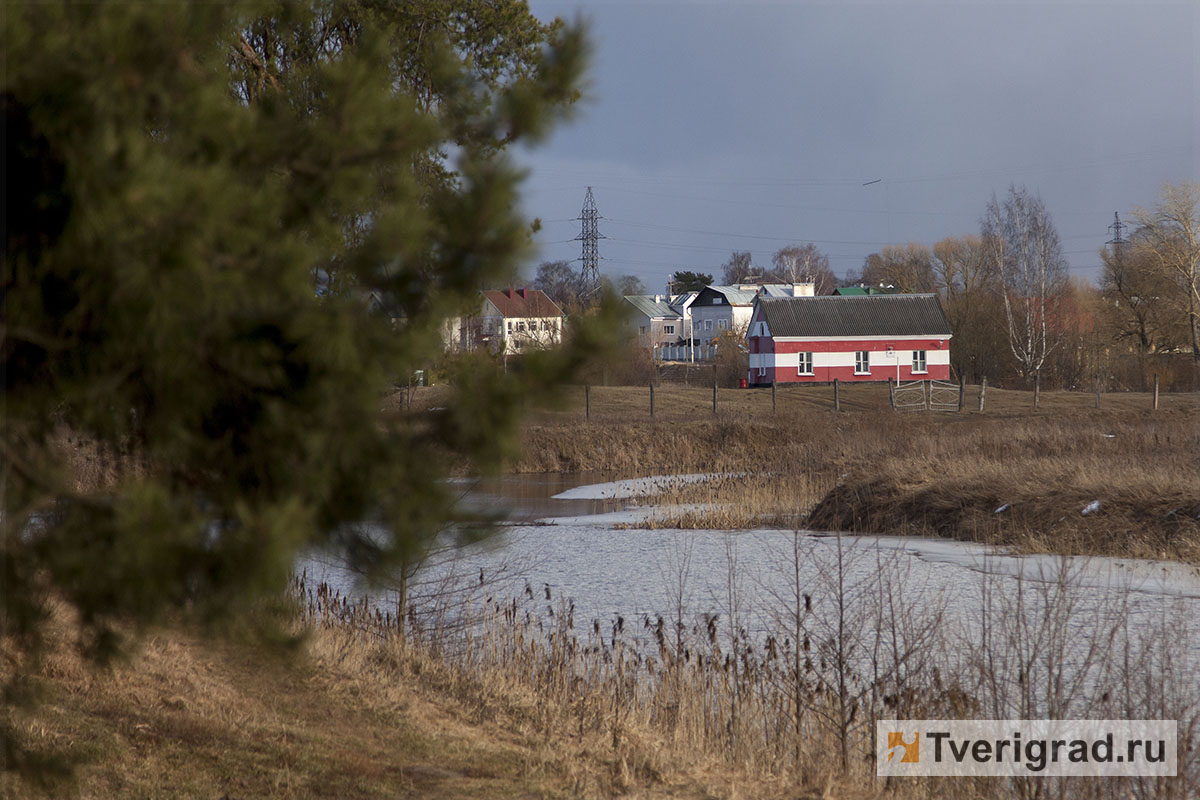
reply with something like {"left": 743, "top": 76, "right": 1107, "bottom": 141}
{"left": 515, "top": 412, "right": 1200, "bottom": 562}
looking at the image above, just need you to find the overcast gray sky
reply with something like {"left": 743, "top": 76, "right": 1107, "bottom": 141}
{"left": 516, "top": 1, "right": 1198, "bottom": 293}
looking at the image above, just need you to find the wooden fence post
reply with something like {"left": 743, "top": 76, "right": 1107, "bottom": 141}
{"left": 585, "top": 383, "right": 590, "bottom": 420}
{"left": 887, "top": 377, "right": 895, "bottom": 410}
{"left": 772, "top": 381, "right": 777, "bottom": 413}
{"left": 958, "top": 376, "right": 965, "bottom": 411}
{"left": 649, "top": 382, "right": 655, "bottom": 418}
{"left": 1095, "top": 378, "right": 1101, "bottom": 409}
{"left": 833, "top": 378, "right": 840, "bottom": 412}
{"left": 1153, "top": 373, "right": 1159, "bottom": 410}
{"left": 978, "top": 376, "right": 987, "bottom": 412}
{"left": 712, "top": 380, "right": 718, "bottom": 415}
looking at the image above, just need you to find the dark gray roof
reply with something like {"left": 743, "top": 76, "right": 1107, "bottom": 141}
{"left": 757, "top": 294, "right": 952, "bottom": 338}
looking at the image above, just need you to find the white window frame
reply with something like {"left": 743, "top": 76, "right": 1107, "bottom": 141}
{"left": 517, "top": 320, "right": 526, "bottom": 332}
{"left": 912, "top": 350, "right": 927, "bottom": 373}
{"left": 717, "top": 319, "right": 728, "bottom": 330}
{"left": 704, "top": 320, "right": 713, "bottom": 331}
{"left": 797, "top": 352, "right": 814, "bottom": 375}
{"left": 855, "top": 350, "right": 870, "bottom": 374}
{"left": 664, "top": 324, "right": 675, "bottom": 335}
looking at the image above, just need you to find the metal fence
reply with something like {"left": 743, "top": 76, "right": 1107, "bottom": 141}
{"left": 655, "top": 344, "right": 717, "bottom": 362}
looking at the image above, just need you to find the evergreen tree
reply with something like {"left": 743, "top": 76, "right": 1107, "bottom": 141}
{"left": 3, "top": 2, "right": 604, "bottom": 774}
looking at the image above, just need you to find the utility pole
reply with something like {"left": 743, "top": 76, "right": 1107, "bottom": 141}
{"left": 1105, "top": 211, "right": 1127, "bottom": 389}
{"left": 576, "top": 187, "right": 603, "bottom": 296}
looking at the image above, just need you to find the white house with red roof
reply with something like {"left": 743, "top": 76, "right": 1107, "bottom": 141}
{"left": 444, "top": 288, "right": 565, "bottom": 354}
{"left": 746, "top": 294, "right": 952, "bottom": 386}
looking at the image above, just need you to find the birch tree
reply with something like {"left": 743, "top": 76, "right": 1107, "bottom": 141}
{"left": 1131, "top": 181, "right": 1200, "bottom": 368}
{"left": 982, "top": 186, "right": 1068, "bottom": 382}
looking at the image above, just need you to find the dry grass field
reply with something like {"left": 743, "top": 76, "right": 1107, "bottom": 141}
{"left": 451, "top": 382, "right": 1200, "bottom": 561}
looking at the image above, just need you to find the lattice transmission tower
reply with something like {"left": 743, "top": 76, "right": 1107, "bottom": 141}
{"left": 575, "top": 187, "right": 603, "bottom": 295}
{"left": 1106, "top": 211, "right": 1127, "bottom": 250}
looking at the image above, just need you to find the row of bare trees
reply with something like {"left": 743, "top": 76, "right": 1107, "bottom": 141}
{"left": 854, "top": 182, "right": 1198, "bottom": 390}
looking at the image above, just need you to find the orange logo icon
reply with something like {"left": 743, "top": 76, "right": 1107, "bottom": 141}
{"left": 887, "top": 731, "right": 920, "bottom": 763}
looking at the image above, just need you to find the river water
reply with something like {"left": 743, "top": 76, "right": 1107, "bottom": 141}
{"left": 303, "top": 472, "right": 1200, "bottom": 681}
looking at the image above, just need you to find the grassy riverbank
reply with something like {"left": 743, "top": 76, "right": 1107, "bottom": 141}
{"left": 480, "top": 383, "right": 1199, "bottom": 561}
{"left": 0, "top": 604, "right": 687, "bottom": 799}
{"left": 11, "top": 383, "right": 1198, "bottom": 799}
{"left": 2, "top": 598, "right": 864, "bottom": 800}
{"left": 12, "top": 562, "right": 1196, "bottom": 800}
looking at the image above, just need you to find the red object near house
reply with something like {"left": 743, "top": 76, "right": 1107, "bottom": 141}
{"left": 746, "top": 295, "right": 952, "bottom": 386}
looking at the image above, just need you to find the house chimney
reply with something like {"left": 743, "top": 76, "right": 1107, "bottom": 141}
{"left": 792, "top": 282, "right": 815, "bottom": 297}
{"left": 654, "top": 294, "right": 661, "bottom": 303}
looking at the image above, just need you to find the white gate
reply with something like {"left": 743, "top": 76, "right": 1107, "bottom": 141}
{"left": 893, "top": 380, "right": 960, "bottom": 412}
{"left": 928, "top": 380, "right": 961, "bottom": 412}
{"left": 892, "top": 380, "right": 927, "bottom": 411}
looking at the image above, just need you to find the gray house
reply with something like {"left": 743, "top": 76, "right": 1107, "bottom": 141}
{"left": 624, "top": 292, "right": 711, "bottom": 361}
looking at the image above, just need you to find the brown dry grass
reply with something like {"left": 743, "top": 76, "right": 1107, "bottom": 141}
{"left": 6, "top": 598, "right": 855, "bottom": 800}
{"left": 488, "top": 384, "right": 1200, "bottom": 562}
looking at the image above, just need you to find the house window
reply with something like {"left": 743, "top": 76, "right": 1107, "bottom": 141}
{"left": 704, "top": 320, "right": 713, "bottom": 331}
{"left": 712, "top": 298, "right": 722, "bottom": 304}
{"left": 507, "top": 321, "right": 513, "bottom": 333}
{"left": 664, "top": 325, "right": 675, "bottom": 334}
{"left": 855, "top": 350, "right": 870, "bottom": 374}
{"left": 639, "top": 326, "right": 647, "bottom": 336}
{"left": 517, "top": 321, "right": 526, "bottom": 332}
{"left": 717, "top": 319, "right": 728, "bottom": 330}
{"left": 798, "top": 352, "right": 813, "bottom": 375}
{"left": 912, "top": 350, "right": 927, "bottom": 373}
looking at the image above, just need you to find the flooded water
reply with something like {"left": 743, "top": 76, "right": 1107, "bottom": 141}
{"left": 303, "top": 471, "right": 1200, "bottom": 679}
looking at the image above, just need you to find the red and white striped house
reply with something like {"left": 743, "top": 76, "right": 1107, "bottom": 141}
{"left": 746, "top": 294, "right": 952, "bottom": 386}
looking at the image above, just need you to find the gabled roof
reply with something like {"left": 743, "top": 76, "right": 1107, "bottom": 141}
{"left": 624, "top": 295, "right": 682, "bottom": 320}
{"left": 670, "top": 291, "right": 699, "bottom": 310}
{"left": 756, "top": 294, "right": 952, "bottom": 338}
{"left": 482, "top": 288, "right": 563, "bottom": 318}
{"left": 833, "top": 286, "right": 900, "bottom": 296}
{"left": 697, "top": 284, "right": 807, "bottom": 306}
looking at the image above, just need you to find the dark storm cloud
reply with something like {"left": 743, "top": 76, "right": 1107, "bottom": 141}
{"left": 521, "top": 2, "right": 1197, "bottom": 288}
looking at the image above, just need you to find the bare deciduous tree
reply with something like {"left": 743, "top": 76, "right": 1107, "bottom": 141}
{"left": 933, "top": 235, "right": 1006, "bottom": 383}
{"left": 860, "top": 243, "right": 937, "bottom": 293}
{"left": 1132, "top": 181, "right": 1200, "bottom": 368}
{"left": 982, "top": 186, "right": 1069, "bottom": 382}
{"left": 772, "top": 244, "right": 836, "bottom": 293}
{"left": 720, "top": 251, "right": 756, "bottom": 284}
